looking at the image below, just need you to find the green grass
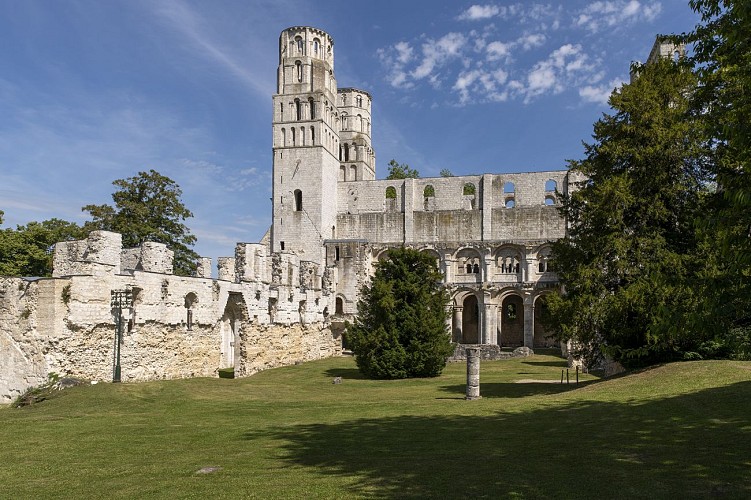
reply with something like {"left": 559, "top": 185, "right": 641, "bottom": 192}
{"left": 1, "top": 354, "right": 750, "bottom": 499}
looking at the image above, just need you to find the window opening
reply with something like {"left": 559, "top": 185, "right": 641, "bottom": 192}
{"left": 294, "top": 189, "right": 302, "bottom": 211}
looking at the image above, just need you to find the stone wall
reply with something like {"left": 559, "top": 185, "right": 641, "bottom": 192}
{"left": 0, "top": 232, "right": 343, "bottom": 404}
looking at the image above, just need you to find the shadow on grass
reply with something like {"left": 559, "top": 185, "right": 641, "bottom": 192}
{"left": 242, "top": 381, "right": 751, "bottom": 499}
{"left": 438, "top": 381, "right": 595, "bottom": 398}
{"left": 521, "top": 359, "right": 569, "bottom": 367}
{"left": 324, "top": 367, "right": 368, "bottom": 380}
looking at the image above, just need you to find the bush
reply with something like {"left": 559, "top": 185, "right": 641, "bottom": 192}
{"left": 345, "top": 247, "right": 453, "bottom": 379}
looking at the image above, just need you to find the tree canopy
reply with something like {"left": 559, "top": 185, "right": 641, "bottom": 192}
{"left": 0, "top": 218, "right": 84, "bottom": 277}
{"left": 346, "top": 247, "right": 453, "bottom": 379}
{"left": 385, "top": 159, "right": 419, "bottom": 180}
{"left": 82, "top": 170, "right": 199, "bottom": 276}
{"left": 545, "top": 55, "right": 713, "bottom": 367}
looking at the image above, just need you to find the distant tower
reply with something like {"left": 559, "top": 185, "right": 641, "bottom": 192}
{"left": 646, "top": 35, "right": 686, "bottom": 65}
{"left": 337, "top": 88, "right": 376, "bottom": 181}
{"left": 271, "top": 27, "right": 340, "bottom": 264}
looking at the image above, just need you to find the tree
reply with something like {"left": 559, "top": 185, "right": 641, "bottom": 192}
{"left": 439, "top": 168, "right": 454, "bottom": 177}
{"left": 386, "top": 159, "right": 419, "bottom": 179}
{"left": 345, "top": 247, "right": 453, "bottom": 379}
{"left": 0, "top": 218, "right": 84, "bottom": 277}
{"left": 546, "top": 56, "right": 713, "bottom": 367}
{"left": 684, "top": 1, "right": 751, "bottom": 338}
{"left": 82, "top": 170, "right": 199, "bottom": 276}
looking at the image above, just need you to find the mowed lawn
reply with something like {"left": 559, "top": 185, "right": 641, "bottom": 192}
{"left": 1, "top": 354, "right": 750, "bottom": 499}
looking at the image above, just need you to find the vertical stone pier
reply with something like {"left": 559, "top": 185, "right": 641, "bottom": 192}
{"left": 465, "top": 346, "right": 481, "bottom": 400}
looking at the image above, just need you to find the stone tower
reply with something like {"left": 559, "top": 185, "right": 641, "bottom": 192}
{"left": 337, "top": 88, "right": 375, "bottom": 181}
{"left": 271, "top": 27, "right": 340, "bottom": 264}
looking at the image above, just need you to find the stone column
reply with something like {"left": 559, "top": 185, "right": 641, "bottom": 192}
{"left": 466, "top": 347, "right": 481, "bottom": 400}
{"left": 444, "top": 305, "right": 453, "bottom": 338}
{"left": 482, "top": 291, "right": 493, "bottom": 345}
{"left": 523, "top": 298, "right": 535, "bottom": 348}
{"left": 496, "top": 307, "right": 503, "bottom": 346}
{"left": 453, "top": 306, "right": 464, "bottom": 343}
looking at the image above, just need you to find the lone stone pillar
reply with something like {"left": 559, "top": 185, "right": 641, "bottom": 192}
{"left": 465, "top": 346, "right": 481, "bottom": 400}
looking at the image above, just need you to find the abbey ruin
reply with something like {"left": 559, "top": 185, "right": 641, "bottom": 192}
{"left": 2, "top": 25, "right": 627, "bottom": 403}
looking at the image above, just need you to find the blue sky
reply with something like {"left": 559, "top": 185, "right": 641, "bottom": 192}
{"left": 0, "top": 0, "right": 701, "bottom": 265}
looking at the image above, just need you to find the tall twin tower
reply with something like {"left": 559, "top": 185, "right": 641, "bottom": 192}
{"left": 271, "top": 26, "right": 375, "bottom": 265}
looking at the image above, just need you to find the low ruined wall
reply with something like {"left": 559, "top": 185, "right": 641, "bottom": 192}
{"left": 0, "top": 278, "right": 52, "bottom": 404}
{"left": 237, "top": 322, "right": 341, "bottom": 377}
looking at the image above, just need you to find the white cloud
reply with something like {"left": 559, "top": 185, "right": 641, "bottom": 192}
{"left": 486, "top": 41, "right": 512, "bottom": 61}
{"left": 458, "top": 5, "right": 501, "bottom": 21}
{"left": 412, "top": 33, "right": 467, "bottom": 80}
{"left": 575, "top": 1, "right": 662, "bottom": 33}
{"left": 579, "top": 77, "right": 625, "bottom": 104}
{"left": 517, "top": 33, "right": 546, "bottom": 50}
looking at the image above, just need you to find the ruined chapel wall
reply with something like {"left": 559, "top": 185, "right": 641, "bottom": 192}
{"left": 0, "top": 278, "right": 54, "bottom": 404}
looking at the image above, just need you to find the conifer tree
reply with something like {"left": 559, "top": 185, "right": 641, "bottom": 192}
{"left": 346, "top": 247, "right": 453, "bottom": 379}
{"left": 546, "top": 56, "right": 712, "bottom": 367}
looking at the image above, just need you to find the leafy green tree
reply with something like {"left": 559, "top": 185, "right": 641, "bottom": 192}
{"left": 386, "top": 159, "right": 419, "bottom": 179}
{"left": 0, "top": 218, "right": 84, "bottom": 277}
{"left": 546, "top": 56, "right": 712, "bottom": 367}
{"left": 684, "top": 0, "right": 751, "bottom": 339}
{"left": 82, "top": 170, "right": 199, "bottom": 276}
{"left": 346, "top": 247, "right": 453, "bottom": 379}
{"left": 440, "top": 169, "right": 454, "bottom": 177}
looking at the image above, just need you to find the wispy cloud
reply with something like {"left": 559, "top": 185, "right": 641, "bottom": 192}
{"left": 575, "top": 1, "right": 662, "bottom": 33}
{"left": 149, "top": 0, "right": 274, "bottom": 98}
{"left": 579, "top": 77, "right": 625, "bottom": 104}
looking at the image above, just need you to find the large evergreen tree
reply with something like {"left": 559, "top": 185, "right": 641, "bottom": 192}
{"left": 685, "top": 1, "right": 751, "bottom": 341}
{"left": 82, "top": 170, "right": 199, "bottom": 276}
{"left": 346, "top": 247, "right": 453, "bottom": 379}
{"left": 546, "top": 56, "right": 713, "bottom": 367}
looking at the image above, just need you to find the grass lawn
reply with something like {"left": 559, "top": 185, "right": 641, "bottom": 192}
{"left": 1, "top": 354, "right": 750, "bottom": 499}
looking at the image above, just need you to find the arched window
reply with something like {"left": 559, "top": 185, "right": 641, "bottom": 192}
{"left": 357, "top": 114, "right": 363, "bottom": 132}
{"left": 350, "top": 165, "right": 357, "bottom": 181}
{"left": 291, "top": 127, "right": 296, "bottom": 146}
{"left": 505, "top": 198, "right": 515, "bottom": 209}
{"left": 310, "top": 126, "right": 315, "bottom": 145}
{"left": 504, "top": 181, "right": 515, "bottom": 193}
{"left": 335, "top": 297, "right": 344, "bottom": 315}
{"left": 341, "top": 94, "right": 347, "bottom": 106}
{"left": 281, "top": 128, "right": 286, "bottom": 146}
{"left": 386, "top": 186, "right": 397, "bottom": 199}
{"left": 423, "top": 185, "right": 435, "bottom": 197}
{"left": 544, "top": 195, "right": 555, "bottom": 206}
{"left": 295, "top": 99, "right": 301, "bottom": 121}
{"left": 341, "top": 112, "right": 348, "bottom": 130}
{"left": 294, "top": 190, "right": 303, "bottom": 211}
{"left": 280, "top": 102, "right": 284, "bottom": 120}
{"left": 343, "top": 143, "right": 349, "bottom": 161}
{"left": 463, "top": 183, "right": 476, "bottom": 195}
{"left": 466, "top": 263, "right": 472, "bottom": 273}
{"left": 339, "top": 165, "right": 345, "bottom": 181}
{"left": 313, "top": 38, "right": 320, "bottom": 55}
{"left": 300, "top": 127, "right": 305, "bottom": 146}
{"left": 473, "top": 263, "right": 480, "bottom": 274}
{"left": 185, "top": 293, "right": 197, "bottom": 331}
{"left": 295, "top": 36, "right": 303, "bottom": 54}
{"left": 545, "top": 179, "right": 557, "bottom": 191}
{"left": 295, "top": 60, "right": 302, "bottom": 82}
{"left": 309, "top": 97, "right": 316, "bottom": 119}
{"left": 356, "top": 95, "right": 363, "bottom": 107}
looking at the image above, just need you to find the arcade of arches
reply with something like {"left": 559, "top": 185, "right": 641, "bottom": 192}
{"left": 452, "top": 291, "right": 554, "bottom": 348}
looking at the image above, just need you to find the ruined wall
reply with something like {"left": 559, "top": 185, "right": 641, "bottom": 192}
{"left": 335, "top": 171, "right": 574, "bottom": 245}
{"left": 0, "top": 232, "right": 342, "bottom": 404}
{"left": 0, "top": 278, "right": 54, "bottom": 404}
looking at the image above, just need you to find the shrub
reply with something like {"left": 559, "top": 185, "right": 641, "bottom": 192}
{"left": 346, "top": 247, "right": 453, "bottom": 379}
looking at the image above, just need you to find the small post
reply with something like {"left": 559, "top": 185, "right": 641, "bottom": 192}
{"left": 561, "top": 370, "right": 564, "bottom": 384}
{"left": 576, "top": 366, "right": 579, "bottom": 385}
{"left": 465, "top": 347, "right": 481, "bottom": 400}
{"left": 566, "top": 369, "right": 569, "bottom": 385}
